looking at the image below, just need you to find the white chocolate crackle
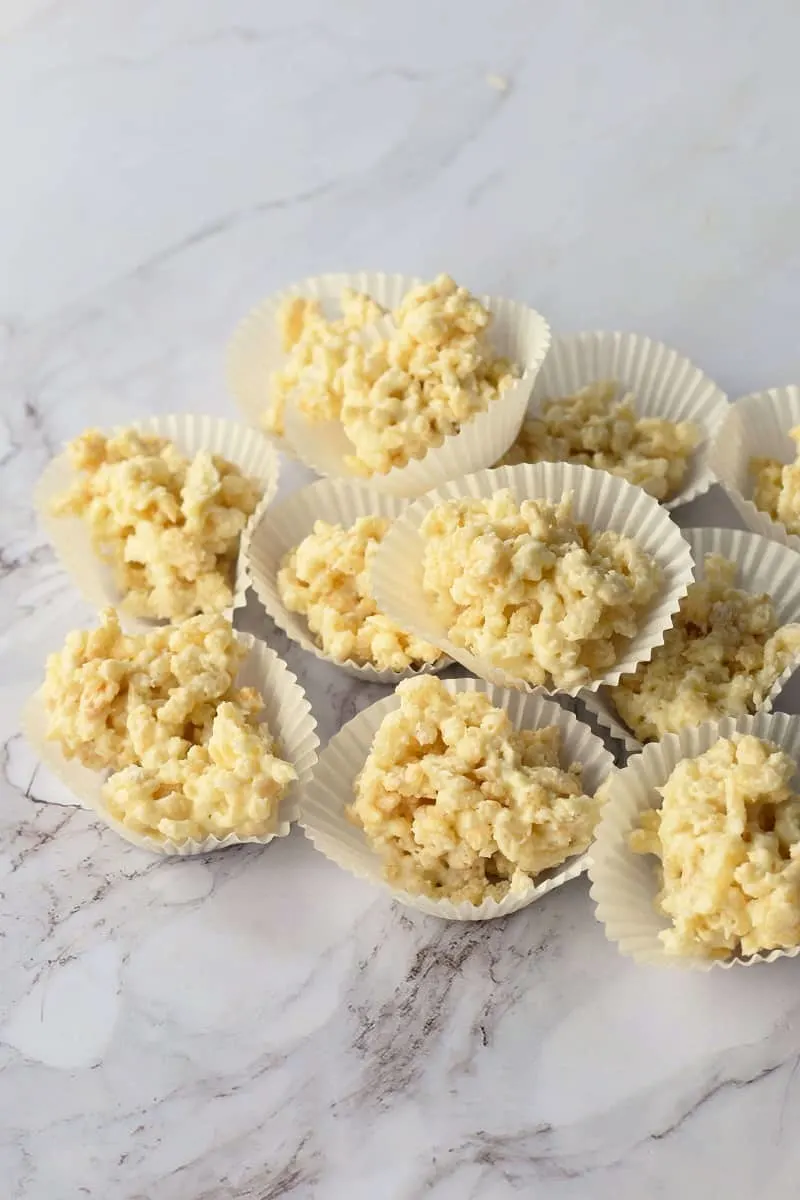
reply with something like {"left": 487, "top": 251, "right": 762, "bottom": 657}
{"left": 348, "top": 676, "right": 599, "bottom": 904}
{"left": 339, "top": 275, "right": 518, "bottom": 476}
{"left": 501, "top": 380, "right": 700, "bottom": 502}
{"left": 51, "top": 428, "right": 261, "bottom": 621}
{"left": 272, "top": 274, "right": 518, "bottom": 475}
{"left": 420, "top": 489, "right": 661, "bottom": 689}
{"left": 42, "top": 609, "right": 296, "bottom": 844}
{"left": 611, "top": 553, "right": 800, "bottom": 741}
{"left": 277, "top": 515, "right": 442, "bottom": 671}
{"left": 631, "top": 734, "right": 800, "bottom": 959}
{"left": 265, "top": 288, "right": 385, "bottom": 436}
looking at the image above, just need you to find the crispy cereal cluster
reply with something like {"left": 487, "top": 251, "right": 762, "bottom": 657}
{"left": 42, "top": 609, "right": 295, "bottom": 843}
{"left": 269, "top": 275, "right": 518, "bottom": 475}
{"left": 265, "top": 288, "right": 385, "bottom": 436}
{"left": 611, "top": 554, "right": 800, "bottom": 741}
{"left": 52, "top": 429, "right": 261, "bottom": 621}
{"left": 339, "top": 275, "right": 517, "bottom": 476}
{"left": 349, "top": 677, "right": 598, "bottom": 904}
{"left": 277, "top": 516, "right": 442, "bottom": 671}
{"left": 501, "top": 381, "right": 700, "bottom": 501}
{"left": 631, "top": 735, "right": 800, "bottom": 958}
{"left": 751, "top": 426, "right": 800, "bottom": 536}
{"left": 420, "top": 490, "right": 661, "bottom": 689}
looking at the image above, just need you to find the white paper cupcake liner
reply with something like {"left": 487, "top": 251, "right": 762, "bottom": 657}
{"left": 242, "top": 477, "right": 449, "bottom": 682}
{"left": 582, "top": 526, "right": 800, "bottom": 751}
{"left": 227, "top": 271, "right": 550, "bottom": 492}
{"left": 589, "top": 711, "right": 800, "bottom": 969}
{"left": 711, "top": 385, "right": 800, "bottom": 550}
{"left": 522, "top": 332, "right": 728, "bottom": 509}
{"left": 21, "top": 631, "right": 319, "bottom": 856}
{"left": 299, "top": 676, "right": 615, "bottom": 920}
{"left": 34, "top": 414, "right": 280, "bottom": 632}
{"left": 370, "top": 462, "right": 694, "bottom": 696}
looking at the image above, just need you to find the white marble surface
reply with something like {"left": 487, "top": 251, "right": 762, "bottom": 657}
{"left": 4, "top": 2, "right": 800, "bottom": 1197}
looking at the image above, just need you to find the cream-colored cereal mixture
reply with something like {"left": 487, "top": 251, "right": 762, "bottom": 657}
{"left": 631, "top": 735, "right": 800, "bottom": 959}
{"left": 339, "top": 275, "right": 518, "bottom": 476}
{"left": 277, "top": 516, "right": 442, "bottom": 672}
{"left": 611, "top": 554, "right": 800, "bottom": 742}
{"left": 501, "top": 381, "right": 700, "bottom": 501}
{"left": 349, "top": 676, "right": 598, "bottom": 904}
{"left": 265, "top": 289, "right": 385, "bottom": 436}
{"left": 42, "top": 609, "right": 296, "bottom": 843}
{"left": 420, "top": 490, "right": 661, "bottom": 689}
{"left": 51, "top": 428, "right": 261, "bottom": 621}
{"left": 751, "top": 426, "right": 800, "bottom": 535}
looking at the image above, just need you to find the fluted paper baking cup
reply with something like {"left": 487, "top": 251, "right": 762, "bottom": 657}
{"left": 589, "top": 712, "right": 800, "bottom": 969}
{"left": 299, "top": 676, "right": 615, "bottom": 920}
{"left": 370, "top": 462, "right": 694, "bottom": 696}
{"left": 285, "top": 304, "right": 550, "bottom": 495}
{"left": 242, "top": 477, "right": 449, "bottom": 682}
{"left": 582, "top": 526, "right": 800, "bottom": 751}
{"left": 228, "top": 272, "right": 551, "bottom": 478}
{"left": 711, "top": 386, "right": 800, "bottom": 550}
{"left": 34, "top": 415, "right": 280, "bottom": 632}
{"left": 523, "top": 332, "right": 728, "bottom": 509}
{"left": 231, "top": 270, "right": 548, "bottom": 494}
{"left": 21, "top": 632, "right": 319, "bottom": 856}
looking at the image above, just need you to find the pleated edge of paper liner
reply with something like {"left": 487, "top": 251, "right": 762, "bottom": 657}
{"left": 298, "top": 675, "right": 616, "bottom": 921}
{"left": 21, "top": 631, "right": 319, "bottom": 857}
{"left": 241, "top": 475, "right": 451, "bottom": 683}
{"left": 33, "top": 413, "right": 280, "bottom": 632}
{"left": 587, "top": 710, "right": 800, "bottom": 969}
{"left": 369, "top": 461, "right": 696, "bottom": 697}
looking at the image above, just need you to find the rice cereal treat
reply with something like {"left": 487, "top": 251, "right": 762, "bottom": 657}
{"left": 630, "top": 735, "right": 800, "bottom": 959}
{"left": 266, "top": 288, "right": 385, "bottom": 436}
{"left": 501, "top": 381, "right": 700, "bottom": 501}
{"left": 611, "top": 554, "right": 800, "bottom": 741}
{"left": 42, "top": 609, "right": 296, "bottom": 844}
{"left": 349, "top": 677, "right": 599, "bottom": 904}
{"left": 51, "top": 428, "right": 262, "bottom": 621}
{"left": 339, "top": 275, "right": 519, "bottom": 476}
{"left": 420, "top": 490, "right": 662, "bottom": 689}
{"left": 277, "top": 516, "right": 443, "bottom": 672}
{"left": 751, "top": 426, "right": 800, "bottom": 535}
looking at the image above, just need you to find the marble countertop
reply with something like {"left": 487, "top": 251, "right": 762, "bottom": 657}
{"left": 4, "top": 3, "right": 800, "bottom": 1197}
